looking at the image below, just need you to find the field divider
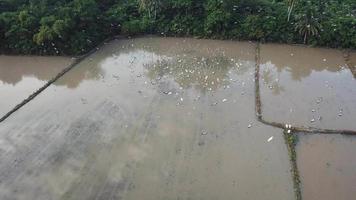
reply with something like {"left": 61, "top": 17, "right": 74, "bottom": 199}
{"left": 254, "top": 43, "right": 356, "bottom": 135}
{"left": 0, "top": 36, "right": 129, "bottom": 123}
{"left": 254, "top": 42, "right": 356, "bottom": 200}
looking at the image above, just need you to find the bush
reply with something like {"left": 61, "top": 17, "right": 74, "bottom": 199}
{"left": 0, "top": 0, "right": 354, "bottom": 55}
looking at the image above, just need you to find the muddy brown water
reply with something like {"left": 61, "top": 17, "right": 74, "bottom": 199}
{"left": 0, "top": 56, "right": 72, "bottom": 116}
{"left": 0, "top": 37, "right": 294, "bottom": 200}
{"left": 348, "top": 52, "right": 356, "bottom": 77}
{"left": 259, "top": 44, "right": 356, "bottom": 200}
{"left": 0, "top": 37, "right": 355, "bottom": 200}
{"left": 297, "top": 134, "right": 356, "bottom": 200}
{"left": 259, "top": 44, "right": 356, "bottom": 130}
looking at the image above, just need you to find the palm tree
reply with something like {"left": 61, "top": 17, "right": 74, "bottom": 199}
{"left": 294, "top": 9, "right": 320, "bottom": 44}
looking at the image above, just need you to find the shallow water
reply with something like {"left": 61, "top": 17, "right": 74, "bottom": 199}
{"left": 259, "top": 44, "right": 356, "bottom": 130}
{"left": 1, "top": 37, "right": 355, "bottom": 200}
{"left": 0, "top": 56, "right": 72, "bottom": 116}
{"left": 0, "top": 38, "right": 294, "bottom": 200}
{"left": 348, "top": 52, "right": 356, "bottom": 78}
{"left": 297, "top": 134, "right": 356, "bottom": 200}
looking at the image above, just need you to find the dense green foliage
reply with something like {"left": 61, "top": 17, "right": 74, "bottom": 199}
{"left": 0, "top": 0, "right": 355, "bottom": 55}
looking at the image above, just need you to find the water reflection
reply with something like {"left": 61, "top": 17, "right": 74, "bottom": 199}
{"left": 260, "top": 44, "right": 348, "bottom": 83}
{"left": 0, "top": 56, "right": 72, "bottom": 85}
{"left": 53, "top": 57, "right": 105, "bottom": 88}
{"left": 260, "top": 43, "right": 352, "bottom": 96}
{"left": 260, "top": 61, "right": 285, "bottom": 95}
{"left": 81, "top": 37, "right": 254, "bottom": 94}
{"left": 145, "top": 54, "right": 246, "bottom": 93}
{"left": 0, "top": 56, "right": 73, "bottom": 115}
{"left": 259, "top": 43, "right": 356, "bottom": 130}
{"left": 0, "top": 55, "right": 105, "bottom": 89}
{"left": 348, "top": 52, "right": 356, "bottom": 78}
{"left": 0, "top": 38, "right": 295, "bottom": 200}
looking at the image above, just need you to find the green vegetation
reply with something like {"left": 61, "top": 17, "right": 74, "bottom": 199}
{"left": 283, "top": 130, "right": 301, "bottom": 200}
{"left": 0, "top": 0, "right": 355, "bottom": 55}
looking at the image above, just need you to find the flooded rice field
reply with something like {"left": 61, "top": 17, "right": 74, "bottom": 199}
{"left": 297, "top": 134, "right": 356, "bottom": 200}
{"left": 0, "top": 56, "right": 72, "bottom": 116}
{"left": 259, "top": 44, "right": 356, "bottom": 130}
{"left": 0, "top": 37, "right": 355, "bottom": 200}
{"left": 0, "top": 38, "right": 294, "bottom": 200}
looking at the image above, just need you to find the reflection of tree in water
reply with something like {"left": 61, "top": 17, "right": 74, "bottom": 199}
{"left": 0, "top": 56, "right": 72, "bottom": 85}
{"left": 0, "top": 56, "right": 104, "bottom": 89}
{"left": 261, "top": 62, "right": 285, "bottom": 95}
{"left": 145, "top": 54, "right": 245, "bottom": 93}
{"left": 259, "top": 45, "right": 354, "bottom": 95}
{"left": 347, "top": 53, "right": 356, "bottom": 78}
{"left": 287, "top": 64, "right": 343, "bottom": 82}
{"left": 260, "top": 44, "right": 347, "bottom": 81}
{"left": 0, "top": 68, "right": 32, "bottom": 85}
{"left": 52, "top": 60, "right": 104, "bottom": 88}
{"left": 262, "top": 60, "right": 344, "bottom": 82}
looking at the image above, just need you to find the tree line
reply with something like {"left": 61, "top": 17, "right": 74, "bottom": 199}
{"left": 0, "top": 0, "right": 355, "bottom": 55}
